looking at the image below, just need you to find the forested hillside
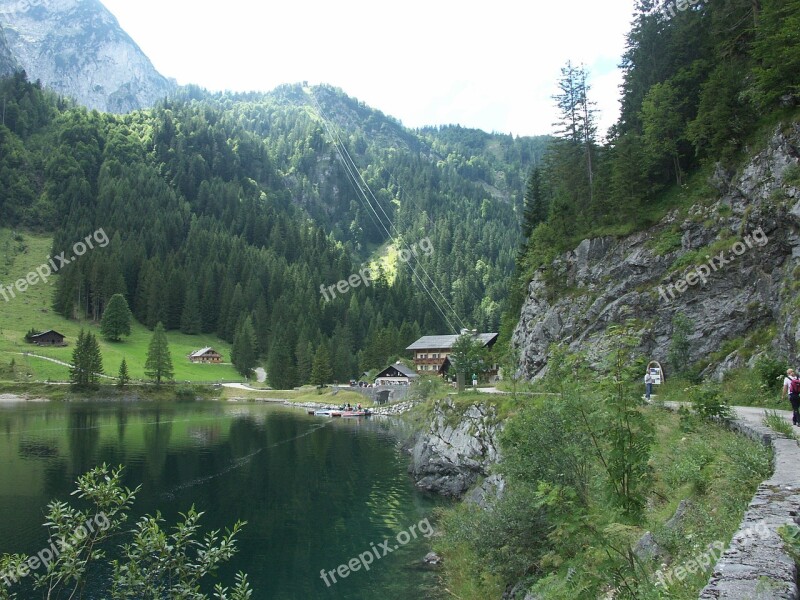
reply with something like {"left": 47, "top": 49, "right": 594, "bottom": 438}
{"left": 519, "top": 0, "right": 800, "bottom": 250}
{"left": 506, "top": 0, "right": 800, "bottom": 342}
{"left": 0, "top": 73, "right": 547, "bottom": 385}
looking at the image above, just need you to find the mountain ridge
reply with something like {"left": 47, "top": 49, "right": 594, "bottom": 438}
{"left": 0, "top": 0, "right": 174, "bottom": 112}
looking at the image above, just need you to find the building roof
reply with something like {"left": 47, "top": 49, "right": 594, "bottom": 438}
{"left": 31, "top": 330, "right": 65, "bottom": 339}
{"left": 190, "top": 347, "right": 220, "bottom": 358}
{"left": 406, "top": 333, "right": 498, "bottom": 351}
{"left": 375, "top": 363, "right": 419, "bottom": 379}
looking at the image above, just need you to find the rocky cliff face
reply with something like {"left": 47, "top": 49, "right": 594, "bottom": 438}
{"left": 407, "top": 399, "right": 503, "bottom": 499}
{"left": 0, "top": 0, "right": 174, "bottom": 112}
{"left": 512, "top": 124, "right": 800, "bottom": 380}
{"left": 0, "top": 23, "right": 17, "bottom": 74}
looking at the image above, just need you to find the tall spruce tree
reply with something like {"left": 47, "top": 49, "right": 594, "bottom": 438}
{"left": 231, "top": 317, "right": 257, "bottom": 377}
{"left": 144, "top": 322, "right": 173, "bottom": 384}
{"left": 70, "top": 330, "right": 104, "bottom": 389}
{"left": 100, "top": 294, "right": 132, "bottom": 342}
{"left": 266, "top": 333, "right": 296, "bottom": 390}
{"left": 311, "top": 343, "right": 333, "bottom": 386}
{"left": 180, "top": 286, "right": 202, "bottom": 334}
{"left": 117, "top": 358, "right": 130, "bottom": 387}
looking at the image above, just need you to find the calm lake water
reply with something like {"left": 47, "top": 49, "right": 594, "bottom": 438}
{"left": 0, "top": 400, "right": 443, "bottom": 599}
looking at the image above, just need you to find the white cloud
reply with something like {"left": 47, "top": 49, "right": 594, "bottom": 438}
{"left": 101, "top": 0, "right": 636, "bottom": 136}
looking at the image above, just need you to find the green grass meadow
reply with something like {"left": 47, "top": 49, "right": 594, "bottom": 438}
{"left": 0, "top": 229, "right": 242, "bottom": 384}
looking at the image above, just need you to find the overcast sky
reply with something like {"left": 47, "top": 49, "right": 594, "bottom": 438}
{"left": 101, "top": 0, "right": 637, "bottom": 138}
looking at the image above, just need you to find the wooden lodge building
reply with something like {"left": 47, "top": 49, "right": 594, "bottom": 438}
{"left": 188, "top": 347, "right": 223, "bottom": 364}
{"left": 406, "top": 330, "right": 499, "bottom": 378}
{"left": 28, "top": 330, "right": 66, "bottom": 347}
{"left": 374, "top": 362, "right": 419, "bottom": 386}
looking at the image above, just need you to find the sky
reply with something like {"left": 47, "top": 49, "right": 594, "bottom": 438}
{"left": 101, "top": 0, "right": 637, "bottom": 138}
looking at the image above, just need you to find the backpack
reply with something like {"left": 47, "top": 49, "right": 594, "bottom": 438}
{"left": 789, "top": 376, "right": 800, "bottom": 395}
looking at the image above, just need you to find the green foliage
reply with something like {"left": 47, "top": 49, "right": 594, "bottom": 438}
{"left": 266, "top": 333, "right": 296, "bottom": 390}
{"left": 777, "top": 524, "right": 800, "bottom": 565}
{"left": 689, "top": 383, "right": 733, "bottom": 420}
{"left": 762, "top": 409, "right": 796, "bottom": 438}
{"left": 589, "top": 326, "right": 654, "bottom": 520}
{"left": 231, "top": 317, "right": 257, "bottom": 377}
{"left": 117, "top": 358, "right": 130, "bottom": 387}
{"left": 144, "top": 322, "right": 173, "bottom": 384}
{"left": 70, "top": 329, "right": 104, "bottom": 389}
{"left": 407, "top": 376, "right": 446, "bottom": 402}
{"left": 668, "top": 312, "right": 693, "bottom": 377}
{"left": 0, "top": 465, "right": 252, "bottom": 600}
{"left": 754, "top": 353, "right": 786, "bottom": 393}
{"left": 310, "top": 343, "right": 333, "bottom": 386}
{"left": 101, "top": 293, "right": 133, "bottom": 341}
{"left": 23, "top": 328, "right": 41, "bottom": 343}
{"left": 507, "top": 0, "right": 800, "bottom": 327}
{"left": 449, "top": 334, "right": 488, "bottom": 380}
{"left": 662, "top": 438, "right": 715, "bottom": 495}
{"left": 649, "top": 229, "right": 683, "bottom": 256}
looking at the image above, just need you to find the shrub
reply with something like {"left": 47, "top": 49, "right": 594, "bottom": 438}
{"left": 754, "top": 354, "right": 786, "bottom": 393}
{"left": 689, "top": 384, "right": 732, "bottom": 420}
{"left": 174, "top": 385, "right": 197, "bottom": 401}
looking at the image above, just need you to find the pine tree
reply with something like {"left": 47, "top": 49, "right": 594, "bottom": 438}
{"left": 101, "top": 293, "right": 133, "bottom": 341}
{"left": 180, "top": 286, "right": 202, "bottom": 334}
{"left": 117, "top": 358, "right": 130, "bottom": 387}
{"left": 70, "top": 330, "right": 88, "bottom": 388}
{"left": 267, "top": 334, "right": 296, "bottom": 390}
{"left": 311, "top": 343, "right": 333, "bottom": 386}
{"left": 70, "top": 330, "right": 104, "bottom": 389}
{"left": 231, "top": 317, "right": 257, "bottom": 377}
{"left": 145, "top": 322, "right": 173, "bottom": 384}
{"left": 295, "top": 339, "right": 313, "bottom": 385}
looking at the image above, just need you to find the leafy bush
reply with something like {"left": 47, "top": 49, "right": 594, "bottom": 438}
{"left": 754, "top": 354, "right": 786, "bottom": 393}
{"left": 778, "top": 524, "right": 800, "bottom": 563}
{"left": 689, "top": 384, "right": 733, "bottom": 420}
{"left": 174, "top": 385, "right": 197, "bottom": 401}
{"left": 23, "top": 328, "right": 42, "bottom": 343}
{"left": 408, "top": 376, "right": 446, "bottom": 402}
{"left": 0, "top": 465, "right": 252, "bottom": 600}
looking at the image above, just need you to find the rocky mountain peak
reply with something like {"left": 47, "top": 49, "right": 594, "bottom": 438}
{"left": 0, "top": 0, "right": 174, "bottom": 111}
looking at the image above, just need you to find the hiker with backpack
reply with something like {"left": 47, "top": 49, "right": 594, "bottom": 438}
{"left": 781, "top": 368, "right": 800, "bottom": 426}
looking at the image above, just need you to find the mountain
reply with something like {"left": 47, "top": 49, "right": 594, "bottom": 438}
{"left": 0, "top": 74, "right": 547, "bottom": 385}
{"left": 0, "top": 23, "right": 16, "bottom": 75}
{"left": 0, "top": 0, "right": 173, "bottom": 112}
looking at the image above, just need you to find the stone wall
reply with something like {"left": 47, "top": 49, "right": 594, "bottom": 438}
{"left": 700, "top": 413, "right": 800, "bottom": 599}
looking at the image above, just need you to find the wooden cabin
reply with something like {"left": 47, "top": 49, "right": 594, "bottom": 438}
{"left": 406, "top": 330, "right": 499, "bottom": 377}
{"left": 29, "top": 330, "right": 66, "bottom": 347}
{"left": 189, "top": 347, "right": 223, "bottom": 364}
{"left": 374, "top": 362, "right": 419, "bottom": 386}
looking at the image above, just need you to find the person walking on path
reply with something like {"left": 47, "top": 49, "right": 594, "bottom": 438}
{"left": 644, "top": 371, "right": 654, "bottom": 401}
{"left": 781, "top": 368, "right": 800, "bottom": 426}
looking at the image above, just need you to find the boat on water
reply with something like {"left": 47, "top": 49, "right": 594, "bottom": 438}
{"left": 339, "top": 410, "right": 371, "bottom": 417}
{"left": 313, "top": 407, "right": 371, "bottom": 417}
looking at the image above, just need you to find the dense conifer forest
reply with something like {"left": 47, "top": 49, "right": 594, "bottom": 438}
{"left": 0, "top": 74, "right": 548, "bottom": 383}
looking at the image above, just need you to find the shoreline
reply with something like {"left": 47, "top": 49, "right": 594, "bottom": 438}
{"left": 0, "top": 393, "right": 49, "bottom": 403}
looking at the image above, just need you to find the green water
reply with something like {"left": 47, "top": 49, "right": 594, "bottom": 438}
{"left": 0, "top": 400, "right": 442, "bottom": 599}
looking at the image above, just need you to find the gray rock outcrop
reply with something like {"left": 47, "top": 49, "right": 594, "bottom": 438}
{"left": 512, "top": 124, "right": 800, "bottom": 380}
{"left": 0, "top": 22, "right": 17, "bottom": 74}
{"left": 407, "top": 398, "right": 503, "bottom": 498}
{"left": 0, "top": 0, "right": 174, "bottom": 112}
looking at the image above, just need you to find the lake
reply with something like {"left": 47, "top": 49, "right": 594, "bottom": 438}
{"left": 0, "top": 400, "right": 442, "bottom": 599}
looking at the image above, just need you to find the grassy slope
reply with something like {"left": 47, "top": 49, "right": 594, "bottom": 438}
{"left": 0, "top": 229, "right": 243, "bottom": 384}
